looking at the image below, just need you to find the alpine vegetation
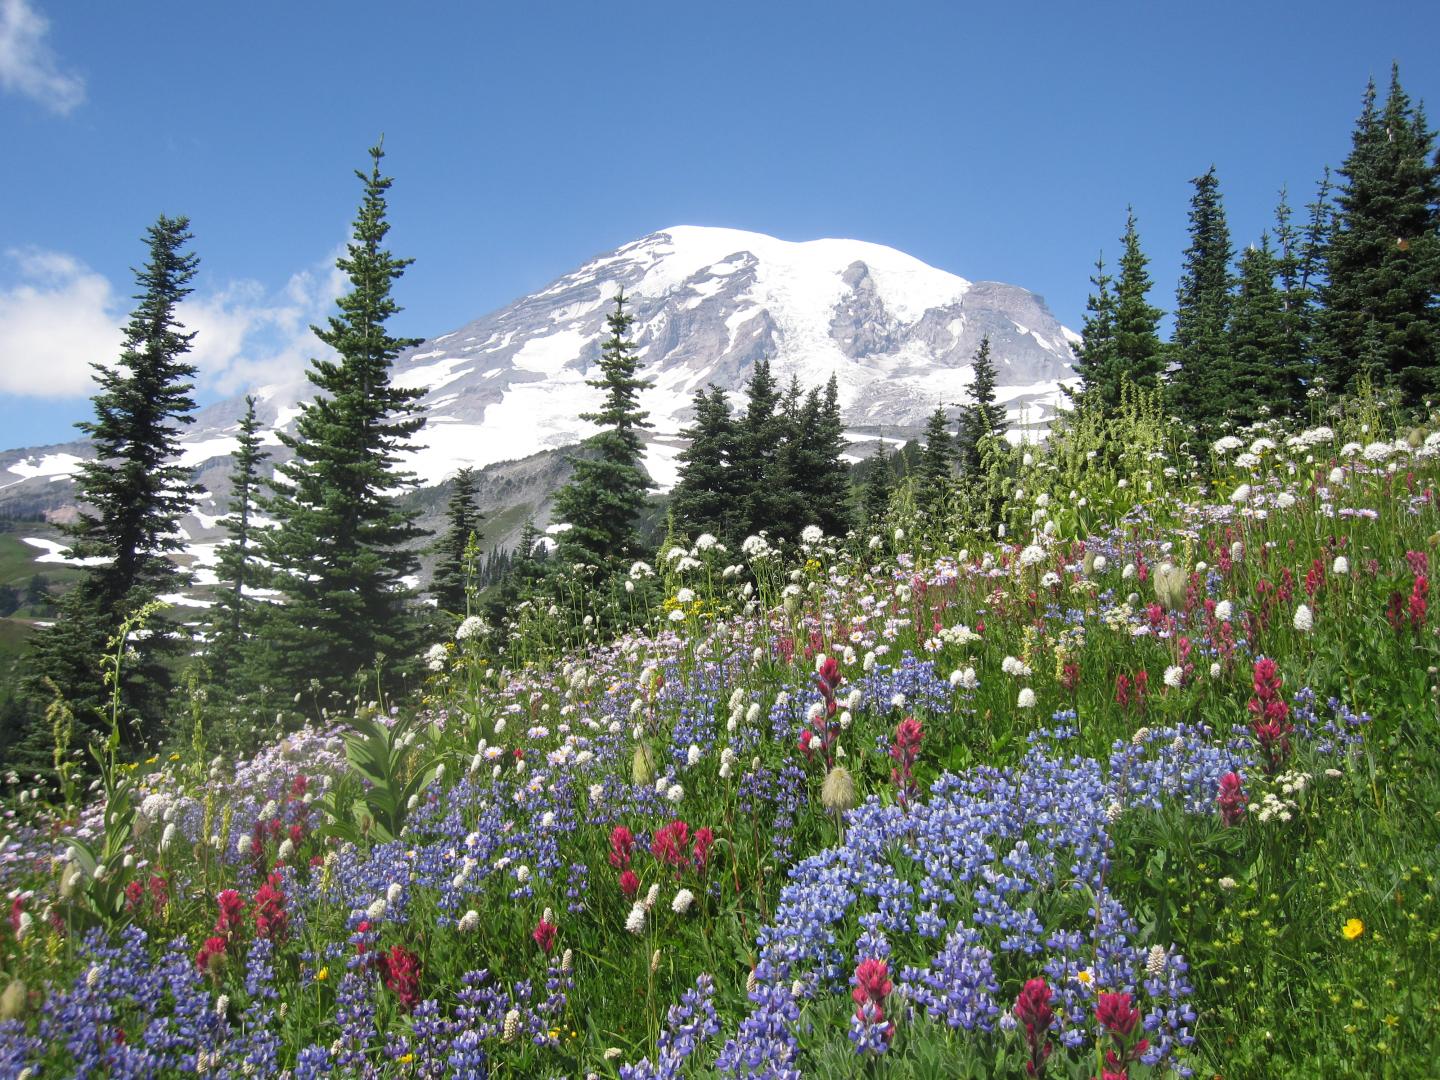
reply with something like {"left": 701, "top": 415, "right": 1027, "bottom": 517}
{"left": 0, "top": 65, "right": 1437, "bottom": 1080}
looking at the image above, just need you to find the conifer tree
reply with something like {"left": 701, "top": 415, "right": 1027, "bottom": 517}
{"left": 1271, "top": 186, "right": 1322, "bottom": 400}
{"left": 1230, "top": 237, "right": 1297, "bottom": 424}
{"left": 23, "top": 215, "right": 200, "bottom": 753}
{"left": 207, "top": 395, "right": 270, "bottom": 687}
{"left": 808, "top": 375, "right": 852, "bottom": 538}
{"left": 671, "top": 385, "right": 739, "bottom": 543}
{"left": 1320, "top": 67, "right": 1440, "bottom": 404}
{"left": 917, "top": 407, "right": 955, "bottom": 516}
{"left": 861, "top": 442, "right": 895, "bottom": 525}
{"left": 957, "top": 335, "right": 1001, "bottom": 474}
{"left": 1112, "top": 208, "right": 1166, "bottom": 398}
{"left": 1070, "top": 255, "right": 1119, "bottom": 406}
{"left": 551, "top": 291, "right": 654, "bottom": 577}
{"left": 771, "top": 376, "right": 851, "bottom": 541}
{"left": 255, "top": 144, "right": 428, "bottom": 700}
{"left": 734, "top": 359, "right": 785, "bottom": 540}
{"left": 1169, "top": 167, "right": 1234, "bottom": 436}
{"left": 431, "top": 467, "right": 483, "bottom": 617}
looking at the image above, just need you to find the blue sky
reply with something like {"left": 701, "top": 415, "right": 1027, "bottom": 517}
{"left": 1, "top": 0, "right": 1437, "bottom": 449}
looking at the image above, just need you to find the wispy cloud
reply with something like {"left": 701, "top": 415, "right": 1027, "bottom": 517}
{"left": 0, "top": 0, "right": 84, "bottom": 115}
{"left": 0, "top": 246, "right": 345, "bottom": 400}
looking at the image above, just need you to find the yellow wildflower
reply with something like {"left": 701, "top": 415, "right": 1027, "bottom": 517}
{"left": 315, "top": 967, "right": 329, "bottom": 982}
{"left": 1342, "top": 918, "right": 1365, "bottom": 940}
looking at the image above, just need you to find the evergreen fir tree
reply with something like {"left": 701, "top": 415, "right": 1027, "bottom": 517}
{"left": 207, "top": 395, "right": 270, "bottom": 688}
{"left": 957, "top": 335, "right": 1001, "bottom": 474}
{"left": 671, "top": 385, "right": 739, "bottom": 543}
{"left": 255, "top": 144, "right": 428, "bottom": 700}
{"left": 916, "top": 407, "right": 956, "bottom": 515}
{"left": 1112, "top": 208, "right": 1166, "bottom": 397}
{"left": 861, "top": 442, "right": 895, "bottom": 525}
{"left": 551, "top": 291, "right": 654, "bottom": 577}
{"left": 1169, "top": 167, "right": 1235, "bottom": 436}
{"left": 23, "top": 215, "right": 200, "bottom": 753}
{"left": 1069, "top": 255, "right": 1119, "bottom": 407}
{"left": 430, "top": 467, "right": 483, "bottom": 617}
{"left": 770, "top": 375, "right": 851, "bottom": 541}
{"left": 1271, "top": 186, "right": 1321, "bottom": 402}
{"left": 811, "top": 375, "right": 852, "bottom": 538}
{"left": 733, "top": 359, "right": 785, "bottom": 540}
{"left": 1320, "top": 67, "right": 1440, "bottom": 404}
{"left": 1230, "top": 236, "right": 1297, "bottom": 424}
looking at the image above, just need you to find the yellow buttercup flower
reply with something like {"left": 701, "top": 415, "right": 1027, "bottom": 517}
{"left": 1342, "top": 918, "right": 1365, "bottom": 940}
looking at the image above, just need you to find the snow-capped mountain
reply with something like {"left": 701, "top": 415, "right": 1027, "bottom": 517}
{"left": 389, "top": 225, "right": 1077, "bottom": 489}
{"left": 0, "top": 226, "right": 1077, "bottom": 569}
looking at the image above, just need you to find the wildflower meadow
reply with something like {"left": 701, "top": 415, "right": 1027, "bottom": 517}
{"left": 1, "top": 401, "right": 1438, "bottom": 1079}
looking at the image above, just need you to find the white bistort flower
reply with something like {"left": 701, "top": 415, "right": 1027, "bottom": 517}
{"left": 625, "top": 902, "right": 647, "bottom": 934}
{"left": 1163, "top": 665, "right": 1184, "bottom": 689}
{"left": 671, "top": 888, "right": 696, "bottom": 915}
{"left": 1017, "top": 688, "right": 1036, "bottom": 709}
{"left": 1293, "top": 604, "right": 1314, "bottom": 633}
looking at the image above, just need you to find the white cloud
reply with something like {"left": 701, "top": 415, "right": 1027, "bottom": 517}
{"left": 0, "top": 0, "right": 84, "bottom": 115}
{"left": 0, "top": 248, "right": 121, "bottom": 396}
{"left": 0, "top": 246, "right": 345, "bottom": 400}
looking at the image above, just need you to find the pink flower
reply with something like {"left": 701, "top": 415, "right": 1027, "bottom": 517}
{"left": 1096, "top": 992, "right": 1140, "bottom": 1037}
{"left": 195, "top": 935, "right": 228, "bottom": 977}
{"left": 379, "top": 945, "right": 422, "bottom": 1012}
{"left": 1217, "top": 771, "right": 1248, "bottom": 826}
{"left": 1013, "top": 978, "right": 1055, "bottom": 1076}
{"left": 253, "top": 874, "right": 288, "bottom": 941}
{"left": 532, "top": 918, "right": 557, "bottom": 953}
{"left": 608, "top": 825, "right": 634, "bottom": 869}
{"left": 650, "top": 820, "right": 691, "bottom": 870}
{"left": 692, "top": 827, "right": 715, "bottom": 871}
{"left": 619, "top": 869, "right": 640, "bottom": 897}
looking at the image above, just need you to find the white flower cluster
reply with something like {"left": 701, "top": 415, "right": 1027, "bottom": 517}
{"left": 1255, "top": 791, "right": 1298, "bottom": 824}
{"left": 456, "top": 615, "right": 491, "bottom": 642}
{"left": 1001, "top": 656, "right": 1032, "bottom": 678}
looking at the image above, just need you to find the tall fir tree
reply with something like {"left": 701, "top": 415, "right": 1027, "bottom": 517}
{"left": 671, "top": 385, "right": 740, "bottom": 543}
{"left": 957, "top": 335, "right": 1002, "bottom": 474}
{"left": 1070, "top": 255, "right": 1119, "bottom": 407}
{"left": 254, "top": 144, "right": 428, "bottom": 700}
{"left": 551, "top": 291, "right": 654, "bottom": 577}
{"left": 1112, "top": 208, "right": 1166, "bottom": 399}
{"left": 1229, "top": 237, "right": 1297, "bottom": 424}
{"left": 22, "top": 215, "right": 200, "bottom": 756}
{"left": 916, "top": 407, "right": 956, "bottom": 515}
{"left": 1319, "top": 67, "right": 1440, "bottom": 404}
{"left": 207, "top": 395, "right": 270, "bottom": 689}
{"left": 1169, "top": 167, "right": 1235, "bottom": 436}
{"left": 771, "top": 375, "right": 851, "bottom": 541}
{"left": 1270, "top": 186, "right": 1321, "bottom": 401}
{"left": 811, "top": 375, "right": 852, "bottom": 537}
{"left": 430, "top": 467, "right": 483, "bottom": 617}
{"left": 861, "top": 443, "right": 895, "bottom": 525}
{"left": 734, "top": 359, "right": 786, "bottom": 540}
